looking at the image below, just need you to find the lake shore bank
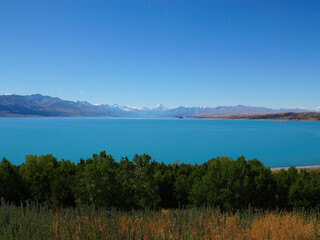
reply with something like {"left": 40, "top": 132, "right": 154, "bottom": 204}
{"left": 192, "top": 112, "right": 320, "bottom": 122}
{"left": 271, "top": 165, "right": 320, "bottom": 171}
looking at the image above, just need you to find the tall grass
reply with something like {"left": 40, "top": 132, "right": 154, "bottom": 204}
{"left": 0, "top": 200, "right": 319, "bottom": 240}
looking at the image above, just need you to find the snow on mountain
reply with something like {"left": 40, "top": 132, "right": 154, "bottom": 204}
{"left": 314, "top": 107, "right": 320, "bottom": 112}
{"left": 0, "top": 94, "right": 317, "bottom": 117}
{"left": 153, "top": 104, "right": 169, "bottom": 111}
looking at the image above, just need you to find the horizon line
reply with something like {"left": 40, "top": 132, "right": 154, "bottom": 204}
{"left": 1, "top": 93, "right": 319, "bottom": 111}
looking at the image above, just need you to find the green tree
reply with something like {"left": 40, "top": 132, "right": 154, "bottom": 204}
{"left": 19, "top": 154, "right": 59, "bottom": 203}
{"left": 191, "top": 156, "right": 276, "bottom": 210}
{"left": 153, "top": 163, "right": 176, "bottom": 208}
{"left": 74, "top": 151, "right": 118, "bottom": 208}
{"left": 288, "top": 170, "right": 320, "bottom": 208}
{"left": 0, "top": 158, "right": 25, "bottom": 204}
{"left": 50, "top": 159, "right": 76, "bottom": 206}
{"left": 190, "top": 157, "right": 232, "bottom": 209}
{"left": 274, "top": 167, "right": 298, "bottom": 208}
{"left": 247, "top": 159, "right": 276, "bottom": 208}
{"left": 116, "top": 157, "right": 136, "bottom": 209}
{"left": 132, "top": 154, "right": 160, "bottom": 209}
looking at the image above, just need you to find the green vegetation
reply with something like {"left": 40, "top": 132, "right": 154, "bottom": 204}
{"left": 1, "top": 201, "right": 320, "bottom": 240}
{"left": 1, "top": 151, "right": 320, "bottom": 210}
{"left": 2, "top": 152, "right": 320, "bottom": 239}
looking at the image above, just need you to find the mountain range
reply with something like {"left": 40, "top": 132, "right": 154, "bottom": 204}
{"left": 0, "top": 94, "right": 316, "bottom": 117}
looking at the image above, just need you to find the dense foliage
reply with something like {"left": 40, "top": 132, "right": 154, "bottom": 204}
{"left": 1, "top": 151, "right": 320, "bottom": 210}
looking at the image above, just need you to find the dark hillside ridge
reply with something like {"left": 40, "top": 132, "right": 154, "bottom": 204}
{"left": 0, "top": 94, "right": 315, "bottom": 117}
{"left": 0, "top": 94, "right": 110, "bottom": 117}
{"left": 0, "top": 94, "right": 55, "bottom": 116}
{"left": 194, "top": 112, "right": 320, "bottom": 121}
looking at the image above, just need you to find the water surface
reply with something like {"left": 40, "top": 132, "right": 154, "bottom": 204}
{"left": 0, "top": 117, "right": 320, "bottom": 167}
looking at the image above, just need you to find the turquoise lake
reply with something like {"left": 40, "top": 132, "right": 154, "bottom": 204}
{"left": 0, "top": 117, "right": 320, "bottom": 167}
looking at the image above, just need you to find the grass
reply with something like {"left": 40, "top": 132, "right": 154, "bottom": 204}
{"left": 0, "top": 200, "right": 319, "bottom": 240}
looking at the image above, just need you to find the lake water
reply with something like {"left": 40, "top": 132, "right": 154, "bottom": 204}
{"left": 0, "top": 117, "right": 320, "bottom": 167}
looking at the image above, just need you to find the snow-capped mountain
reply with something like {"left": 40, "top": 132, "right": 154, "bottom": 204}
{"left": 0, "top": 94, "right": 315, "bottom": 117}
{"left": 96, "top": 103, "right": 172, "bottom": 117}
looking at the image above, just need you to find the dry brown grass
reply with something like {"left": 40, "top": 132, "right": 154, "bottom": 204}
{"left": 249, "top": 212, "right": 318, "bottom": 240}
{"left": 116, "top": 211, "right": 319, "bottom": 240}
{"left": 3, "top": 202, "right": 318, "bottom": 240}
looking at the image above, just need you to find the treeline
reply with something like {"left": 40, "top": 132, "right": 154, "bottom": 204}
{"left": 1, "top": 151, "right": 320, "bottom": 210}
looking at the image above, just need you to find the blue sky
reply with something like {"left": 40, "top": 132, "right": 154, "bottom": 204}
{"left": 1, "top": 0, "right": 319, "bottom": 109}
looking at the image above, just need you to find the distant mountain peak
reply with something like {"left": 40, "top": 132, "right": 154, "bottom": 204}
{"left": 30, "top": 93, "right": 45, "bottom": 97}
{"left": 154, "top": 104, "right": 169, "bottom": 111}
{"left": 0, "top": 93, "right": 315, "bottom": 117}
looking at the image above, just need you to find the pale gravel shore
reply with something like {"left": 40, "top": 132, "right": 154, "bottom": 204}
{"left": 271, "top": 165, "right": 320, "bottom": 171}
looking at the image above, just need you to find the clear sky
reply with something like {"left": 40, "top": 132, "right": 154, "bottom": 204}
{"left": 1, "top": 0, "right": 319, "bottom": 109}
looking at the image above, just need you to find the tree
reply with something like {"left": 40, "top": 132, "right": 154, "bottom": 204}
{"left": 274, "top": 167, "right": 298, "bottom": 208}
{"left": 73, "top": 151, "right": 118, "bottom": 209}
{"left": 116, "top": 157, "right": 136, "bottom": 209}
{"left": 247, "top": 159, "right": 276, "bottom": 208}
{"left": 50, "top": 159, "right": 76, "bottom": 206}
{"left": 190, "top": 156, "right": 276, "bottom": 210}
{"left": 19, "top": 154, "right": 59, "bottom": 204}
{"left": 288, "top": 170, "right": 320, "bottom": 208}
{"left": 153, "top": 163, "right": 176, "bottom": 208}
{"left": 190, "top": 157, "right": 233, "bottom": 209}
{"left": 131, "top": 154, "right": 160, "bottom": 209}
{"left": 0, "top": 158, "right": 25, "bottom": 204}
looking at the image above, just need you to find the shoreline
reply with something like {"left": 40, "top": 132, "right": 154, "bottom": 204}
{"left": 270, "top": 165, "right": 320, "bottom": 171}
{"left": 191, "top": 112, "right": 320, "bottom": 122}
{"left": 192, "top": 117, "right": 320, "bottom": 122}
